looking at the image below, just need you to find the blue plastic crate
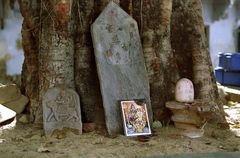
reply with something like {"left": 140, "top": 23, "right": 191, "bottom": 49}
{"left": 229, "top": 53, "right": 240, "bottom": 70}
{"left": 215, "top": 67, "right": 240, "bottom": 86}
{"left": 215, "top": 67, "right": 224, "bottom": 84}
{"left": 217, "top": 52, "right": 240, "bottom": 71}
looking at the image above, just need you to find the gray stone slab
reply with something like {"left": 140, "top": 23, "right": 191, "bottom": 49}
{"left": 91, "top": 2, "right": 152, "bottom": 136}
{"left": 42, "top": 87, "right": 82, "bottom": 135}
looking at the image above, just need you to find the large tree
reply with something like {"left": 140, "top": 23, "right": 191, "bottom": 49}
{"left": 18, "top": 0, "right": 226, "bottom": 130}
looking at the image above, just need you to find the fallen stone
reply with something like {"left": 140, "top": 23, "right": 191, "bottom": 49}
{"left": 18, "top": 114, "right": 29, "bottom": 123}
{"left": 0, "top": 84, "right": 21, "bottom": 104}
{"left": 0, "top": 104, "right": 16, "bottom": 124}
{"left": 91, "top": 1, "right": 152, "bottom": 136}
{"left": 3, "top": 95, "right": 29, "bottom": 114}
{"left": 37, "top": 144, "right": 50, "bottom": 153}
{"left": 42, "top": 87, "right": 82, "bottom": 135}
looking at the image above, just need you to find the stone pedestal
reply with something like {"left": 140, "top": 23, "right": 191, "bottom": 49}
{"left": 166, "top": 101, "right": 212, "bottom": 131}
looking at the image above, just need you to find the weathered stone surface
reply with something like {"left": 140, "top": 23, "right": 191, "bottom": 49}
{"left": 42, "top": 87, "right": 82, "bottom": 135}
{"left": 0, "top": 104, "right": 16, "bottom": 124}
{"left": 18, "top": 114, "right": 30, "bottom": 124}
{"left": 175, "top": 78, "right": 194, "bottom": 103}
{"left": 166, "top": 101, "right": 212, "bottom": 129}
{"left": 174, "top": 122, "right": 198, "bottom": 130}
{"left": 91, "top": 2, "right": 152, "bottom": 135}
{"left": 171, "top": 110, "right": 202, "bottom": 125}
{"left": 0, "top": 84, "right": 29, "bottom": 114}
{"left": 0, "top": 84, "right": 21, "bottom": 104}
{"left": 4, "top": 95, "right": 29, "bottom": 114}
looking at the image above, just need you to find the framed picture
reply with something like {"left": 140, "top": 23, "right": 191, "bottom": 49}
{"left": 120, "top": 99, "right": 151, "bottom": 136}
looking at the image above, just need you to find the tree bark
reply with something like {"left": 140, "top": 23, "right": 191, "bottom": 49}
{"left": 132, "top": 0, "right": 179, "bottom": 121}
{"left": 171, "top": 0, "right": 226, "bottom": 124}
{"left": 19, "top": 0, "right": 40, "bottom": 123}
{"left": 74, "top": 0, "right": 105, "bottom": 124}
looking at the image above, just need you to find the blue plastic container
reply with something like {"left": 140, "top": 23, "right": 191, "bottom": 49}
{"left": 218, "top": 52, "right": 240, "bottom": 71}
{"left": 223, "top": 71, "right": 240, "bottom": 86}
{"left": 218, "top": 52, "right": 224, "bottom": 68}
{"left": 229, "top": 53, "right": 240, "bottom": 70}
{"left": 215, "top": 67, "right": 224, "bottom": 84}
{"left": 215, "top": 67, "right": 240, "bottom": 86}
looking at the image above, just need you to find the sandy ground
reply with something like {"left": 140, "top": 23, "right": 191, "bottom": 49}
{"left": 0, "top": 109, "right": 239, "bottom": 158}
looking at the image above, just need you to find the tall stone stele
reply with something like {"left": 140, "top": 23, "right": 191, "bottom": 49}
{"left": 91, "top": 1, "right": 153, "bottom": 136}
{"left": 175, "top": 78, "right": 194, "bottom": 103}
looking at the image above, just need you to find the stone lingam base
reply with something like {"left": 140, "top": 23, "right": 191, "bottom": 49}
{"left": 166, "top": 101, "right": 212, "bottom": 138}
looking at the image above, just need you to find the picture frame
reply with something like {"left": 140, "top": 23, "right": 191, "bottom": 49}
{"left": 120, "top": 99, "right": 151, "bottom": 136}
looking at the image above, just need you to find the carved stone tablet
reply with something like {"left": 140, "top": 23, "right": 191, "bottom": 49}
{"left": 91, "top": 2, "right": 152, "bottom": 136}
{"left": 175, "top": 78, "right": 194, "bottom": 103}
{"left": 42, "top": 87, "right": 82, "bottom": 135}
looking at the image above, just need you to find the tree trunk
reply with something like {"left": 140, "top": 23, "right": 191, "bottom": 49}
{"left": 132, "top": 0, "right": 179, "bottom": 121}
{"left": 19, "top": 0, "right": 40, "bottom": 123}
{"left": 74, "top": 0, "right": 105, "bottom": 124}
{"left": 18, "top": 0, "right": 227, "bottom": 129}
{"left": 171, "top": 0, "right": 226, "bottom": 124}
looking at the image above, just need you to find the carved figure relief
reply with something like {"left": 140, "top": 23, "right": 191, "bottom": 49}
{"left": 46, "top": 90, "right": 79, "bottom": 122}
{"left": 93, "top": 7, "right": 141, "bottom": 66}
{"left": 42, "top": 87, "right": 82, "bottom": 135}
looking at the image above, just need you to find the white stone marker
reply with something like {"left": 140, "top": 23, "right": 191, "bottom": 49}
{"left": 175, "top": 78, "right": 194, "bottom": 103}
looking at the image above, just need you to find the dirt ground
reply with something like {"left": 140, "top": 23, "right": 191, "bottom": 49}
{"left": 0, "top": 105, "right": 239, "bottom": 158}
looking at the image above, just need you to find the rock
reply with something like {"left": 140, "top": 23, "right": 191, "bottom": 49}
{"left": 18, "top": 114, "right": 29, "bottom": 123}
{"left": 83, "top": 123, "right": 96, "bottom": 133}
{"left": 91, "top": 1, "right": 152, "bottom": 136}
{"left": 3, "top": 95, "right": 29, "bottom": 114}
{"left": 0, "top": 104, "right": 16, "bottom": 124}
{"left": 42, "top": 87, "right": 82, "bottom": 135}
{"left": 37, "top": 144, "right": 50, "bottom": 153}
{"left": 0, "top": 84, "right": 21, "bottom": 104}
{"left": 233, "top": 130, "right": 240, "bottom": 138}
{"left": 171, "top": 110, "right": 203, "bottom": 125}
{"left": 175, "top": 78, "right": 194, "bottom": 103}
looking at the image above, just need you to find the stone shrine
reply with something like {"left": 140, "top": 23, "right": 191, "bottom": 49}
{"left": 91, "top": 2, "right": 152, "bottom": 136}
{"left": 167, "top": 78, "right": 212, "bottom": 138}
{"left": 42, "top": 87, "right": 82, "bottom": 135}
{"left": 175, "top": 78, "right": 194, "bottom": 103}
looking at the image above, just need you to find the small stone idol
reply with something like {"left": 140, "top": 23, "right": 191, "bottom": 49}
{"left": 175, "top": 78, "right": 194, "bottom": 103}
